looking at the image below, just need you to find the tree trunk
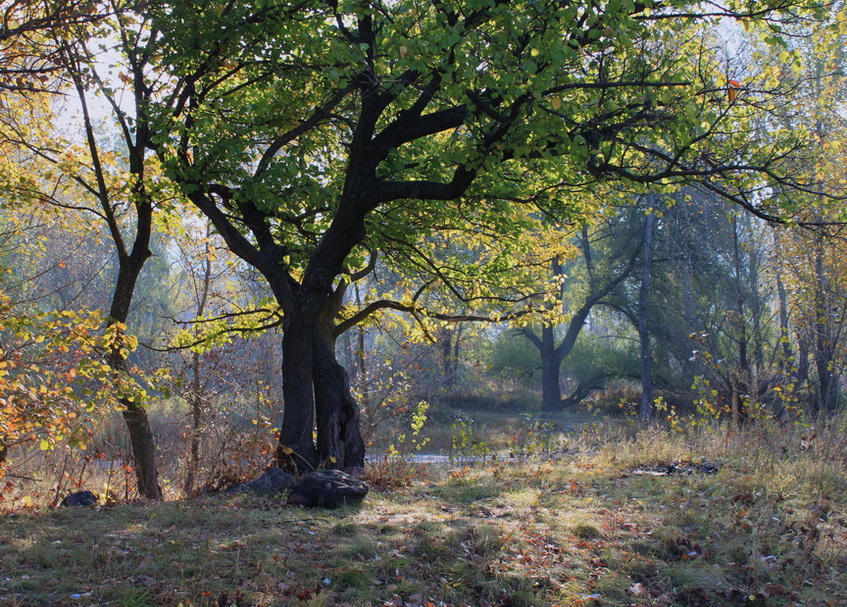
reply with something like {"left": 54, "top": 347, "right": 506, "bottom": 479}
{"left": 730, "top": 215, "right": 750, "bottom": 426}
{"left": 731, "top": 382, "right": 742, "bottom": 429}
{"left": 69, "top": 49, "right": 161, "bottom": 500}
{"left": 184, "top": 236, "right": 212, "bottom": 495}
{"left": 440, "top": 326, "right": 458, "bottom": 387}
{"left": 278, "top": 316, "right": 368, "bottom": 474}
{"left": 184, "top": 351, "right": 203, "bottom": 495}
{"left": 313, "top": 330, "right": 366, "bottom": 471}
{"left": 121, "top": 402, "right": 160, "bottom": 499}
{"left": 813, "top": 241, "right": 838, "bottom": 417}
{"left": 774, "top": 249, "right": 793, "bottom": 372}
{"left": 681, "top": 266, "right": 696, "bottom": 387}
{"left": 638, "top": 209, "right": 657, "bottom": 421}
{"left": 540, "top": 324, "right": 562, "bottom": 413}
{"left": 278, "top": 309, "right": 319, "bottom": 472}
{"left": 109, "top": 259, "right": 161, "bottom": 500}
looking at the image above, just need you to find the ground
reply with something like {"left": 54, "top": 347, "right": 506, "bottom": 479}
{"left": 1, "top": 424, "right": 846, "bottom": 606}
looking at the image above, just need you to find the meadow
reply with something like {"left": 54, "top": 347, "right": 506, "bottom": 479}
{"left": 2, "top": 418, "right": 845, "bottom": 607}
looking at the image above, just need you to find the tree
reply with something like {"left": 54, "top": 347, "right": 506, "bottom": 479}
{"left": 767, "top": 5, "right": 847, "bottom": 418}
{"left": 138, "top": 0, "right": 834, "bottom": 471}
{"left": 0, "top": 286, "right": 139, "bottom": 485}
{"left": 637, "top": 199, "right": 658, "bottom": 421}
{"left": 518, "top": 215, "right": 640, "bottom": 413}
{"left": 0, "top": 2, "right": 176, "bottom": 498}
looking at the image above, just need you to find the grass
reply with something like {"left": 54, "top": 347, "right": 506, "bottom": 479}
{"left": 2, "top": 421, "right": 847, "bottom": 606}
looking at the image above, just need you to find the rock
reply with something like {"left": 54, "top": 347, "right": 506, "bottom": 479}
{"left": 224, "top": 467, "right": 296, "bottom": 495}
{"left": 287, "top": 470, "right": 369, "bottom": 508}
{"left": 632, "top": 458, "right": 722, "bottom": 477}
{"left": 60, "top": 490, "right": 98, "bottom": 508}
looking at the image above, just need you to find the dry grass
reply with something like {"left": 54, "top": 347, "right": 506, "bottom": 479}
{"left": 1, "top": 420, "right": 846, "bottom": 606}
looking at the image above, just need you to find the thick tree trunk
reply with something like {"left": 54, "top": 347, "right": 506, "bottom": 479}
{"left": 278, "top": 329, "right": 367, "bottom": 474}
{"left": 313, "top": 331, "right": 366, "bottom": 471}
{"left": 278, "top": 311, "right": 319, "bottom": 472}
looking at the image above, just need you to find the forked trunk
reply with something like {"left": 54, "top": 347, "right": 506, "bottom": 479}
{"left": 277, "top": 202, "right": 368, "bottom": 473}
{"left": 278, "top": 315, "right": 366, "bottom": 474}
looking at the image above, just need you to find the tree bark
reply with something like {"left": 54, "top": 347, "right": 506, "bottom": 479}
{"left": 730, "top": 215, "right": 750, "bottom": 427}
{"left": 277, "top": 200, "right": 369, "bottom": 472}
{"left": 183, "top": 350, "right": 203, "bottom": 495}
{"left": 313, "top": 330, "right": 366, "bottom": 471}
{"left": 184, "top": 235, "right": 212, "bottom": 495}
{"left": 109, "top": 263, "right": 162, "bottom": 500}
{"left": 681, "top": 265, "right": 696, "bottom": 387}
{"left": 121, "top": 402, "right": 160, "bottom": 499}
{"left": 540, "top": 324, "right": 562, "bottom": 413}
{"left": 278, "top": 309, "right": 319, "bottom": 472}
{"left": 813, "top": 240, "right": 839, "bottom": 417}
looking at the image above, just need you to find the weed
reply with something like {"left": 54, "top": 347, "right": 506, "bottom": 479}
{"left": 510, "top": 413, "right": 560, "bottom": 457}
{"left": 449, "top": 415, "right": 493, "bottom": 463}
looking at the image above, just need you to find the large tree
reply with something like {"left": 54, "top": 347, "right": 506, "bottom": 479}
{"left": 138, "top": 0, "right": 834, "bottom": 471}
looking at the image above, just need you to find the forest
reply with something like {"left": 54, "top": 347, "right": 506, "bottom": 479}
{"left": 1, "top": 0, "right": 847, "bottom": 605}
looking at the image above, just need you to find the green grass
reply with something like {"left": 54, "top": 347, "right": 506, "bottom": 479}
{"left": 2, "top": 422, "right": 847, "bottom": 606}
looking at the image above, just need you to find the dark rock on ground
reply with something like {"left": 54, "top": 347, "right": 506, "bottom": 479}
{"left": 60, "top": 490, "right": 98, "bottom": 508}
{"left": 633, "top": 459, "right": 722, "bottom": 477}
{"left": 287, "top": 469, "right": 369, "bottom": 508}
{"left": 224, "top": 467, "right": 296, "bottom": 495}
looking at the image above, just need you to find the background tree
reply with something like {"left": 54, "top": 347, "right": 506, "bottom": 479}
{"left": 516, "top": 210, "right": 641, "bottom": 413}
